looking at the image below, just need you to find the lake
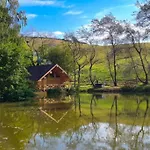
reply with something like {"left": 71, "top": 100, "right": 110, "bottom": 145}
{"left": 0, "top": 93, "right": 150, "bottom": 150}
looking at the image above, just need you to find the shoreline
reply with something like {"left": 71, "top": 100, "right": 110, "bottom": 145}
{"left": 80, "top": 85, "right": 150, "bottom": 94}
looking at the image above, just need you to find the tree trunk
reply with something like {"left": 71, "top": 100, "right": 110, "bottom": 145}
{"left": 89, "top": 63, "right": 95, "bottom": 87}
{"left": 77, "top": 65, "right": 81, "bottom": 90}
{"left": 73, "top": 60, "right": 77, "bottom": 88}
{"left": 138, "top": 52, "right": 148, "bottom": 84}
{"left": 107, "top": 52, "right": 114, "bottom": 86}
{"left": 128, "top": 49, "right": 145, "bottom": 84}
{"left": 132, "top": 41, "right": 148, "bottom": 84}
{"left": 113, "top": 48, "right": 117, "bottom": 86}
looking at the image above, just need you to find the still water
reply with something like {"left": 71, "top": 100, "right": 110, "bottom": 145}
{"left": 0, "top": 94, "right": 150, "bottom": 150}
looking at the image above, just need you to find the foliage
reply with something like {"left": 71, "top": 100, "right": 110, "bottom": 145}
{"left": 66, "top": 87, "right": 76, "bottom": 95}
{"left": 39, "top": 45, "right": 73, "bottom": 73}
{"left": 0, "top": 41, "right": 34, "bottom": 101}
{"left": 0, "top": 0, "right": 27, "bottom": 27}
{"left": 88, "top": 86, "right": 121, "bottom": 93}
{"left": 47, "top": 88, "right": 64, "bottom": 98}
{"left": 121, "top": 85, "right": 150, "bottom": 93}
{"left": 121, "top": 85, "right": 135, "bottom": 93}
{"left": 0, "top": 4, "right": 34, "bottom": 101}
{"left": 47, "top": 87, "right": 75, "bottom": 98}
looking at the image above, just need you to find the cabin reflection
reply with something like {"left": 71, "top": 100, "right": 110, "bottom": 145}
{"left": 38, "top": 96, "right": 74, "bottom": 124}
{"left": 39, "top": 96, "right": 74, "bottom": 110}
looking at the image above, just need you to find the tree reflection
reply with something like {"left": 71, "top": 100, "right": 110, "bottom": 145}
{"left": 134, "top": 97, "right": 149, "bottom": 149}
{"left": 131, "top": 97, "right": 142, "bottom": 128}
{"left": 74, "top": 94, "right": 82, "bottom": 117}
{"left": 63, "top": 94, "right": 101, "bottom": 149}
{"left": 107, "top": 95, "right": 150, "bottom": 150}
{"left": 78, "top": 94, "right": 82, "bottom": 117}
{"left": 109, "top": 95, "right": 119, "bottom": 149}
{"left": 90, "top": 95, "right": 95, "bottom": 119}
{"left": 1, "top": 94, "right": 150, "bottom": 150}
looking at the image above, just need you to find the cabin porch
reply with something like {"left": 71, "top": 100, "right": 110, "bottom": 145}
{"left": 37, "top": 78, "right": 65, "bottom": 91}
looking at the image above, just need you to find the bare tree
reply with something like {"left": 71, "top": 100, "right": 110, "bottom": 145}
{"left": 77, "top": 27, "right": 100, "bottom": 87}
{"left": 124, "top": 23, "right": 149, "bottom": 84}
{"left": 64, "top": 33, "right": 88, "bottom": 90}
{"left": 91, "top": 14, "right": 124, "bottom": 86}
{"left": 136, "top": 0, "right": 150, "bottom": 27}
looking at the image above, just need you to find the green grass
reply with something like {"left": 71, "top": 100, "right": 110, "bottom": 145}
{"left": 79, "top": 84, "right": 92, "bottom": 92}
{"left": 26, "top": 37, "right": 150, "bottom": 86}
{"left": 75, "top": 93, "right": 150, "bottom": 125}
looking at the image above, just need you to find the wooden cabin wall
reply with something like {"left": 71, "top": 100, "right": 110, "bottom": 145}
{"left": 36, "top": 66, "right": 71, "bottom": 91}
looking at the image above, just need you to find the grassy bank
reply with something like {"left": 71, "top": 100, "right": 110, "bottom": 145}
{"left": 82, "top": 85, "right": 150, "bottom": 94}
{"left": 87, "top": 86, "right": 121, "bottom": 93}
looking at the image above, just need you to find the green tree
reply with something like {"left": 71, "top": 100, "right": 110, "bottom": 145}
{"left": 0, "top": 5, "right": 33, "bottom": 101}
{"left": 39, "top": 45, "right": 73, "bottom": 73}
{"left": 0, "top": 0, "right": 27, "bottom": 27}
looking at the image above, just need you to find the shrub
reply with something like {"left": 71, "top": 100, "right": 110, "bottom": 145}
{"left": 66, "top": 87, "right": 75, "bottom": 95}
{"left": 142, "top": 85, "right": 150, "bottom": 92}
{"left": 121, "top": 85, "right": 150, "bottom": 93}
{"left": 47, "top": 88, "right": 64, "bottom": 98}
{"left": 1, "top": 87, "right": 35, "bottom": 102}
{"left": 121, "top": 85, "right": 134, "bottom": 92}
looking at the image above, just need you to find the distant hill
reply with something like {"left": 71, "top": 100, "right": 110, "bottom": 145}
{"left": 24, "top": 36, "right": 150, "bottom": 85}
{"left": 24, "top": 36, "right": 66, "bottom": 50}
{"left": 24, "top": 36, "right": 87, "bottom": 50}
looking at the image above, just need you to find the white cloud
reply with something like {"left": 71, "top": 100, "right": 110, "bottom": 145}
{"left": 26, "top": 14, "right": 38, "bottom": 19}
{"left": 23, "top": 31, "right": 53, "bottom": 38}
{"left": 19, "top": 0, "right": 74, "bottom": 8}
{"left": 19, "top": 0, "right": 56, "bottom": 6}
{"left": 52, "top": 31, "right": 64, "bottom": 36}
{"left": 64, "top": 10, "right": 83, "bottom": 15}
{"left": 77, "top": 21, "right": 149, "bottom": 45}
{"left": 22, "top": 30, "right": 64, "bottom": 39}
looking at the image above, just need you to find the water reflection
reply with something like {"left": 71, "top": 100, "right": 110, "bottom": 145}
{"left": 0, "top": 94, "right": 150, "bottom": 149}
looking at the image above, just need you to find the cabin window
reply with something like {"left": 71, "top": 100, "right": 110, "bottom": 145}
{"left": 49, "top": 73, "right": 60, "bottom": 78}
{"left": 49, "top": 74, "right": 54, "bottom": 78}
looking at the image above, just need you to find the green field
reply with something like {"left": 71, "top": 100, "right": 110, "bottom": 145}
{"left": 26, "top": 37, "right": 150, "bottom": 86}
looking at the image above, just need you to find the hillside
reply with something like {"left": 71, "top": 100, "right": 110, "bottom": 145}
{"left": 25, "top": 36, "right": 150, "bottom": 86}
{"left": 24, "top": 37, "right": 65, "bottom": 50}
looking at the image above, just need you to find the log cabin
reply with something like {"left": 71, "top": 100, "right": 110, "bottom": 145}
{"left": 28, "top": 64, "right": 71, "bottom": 91}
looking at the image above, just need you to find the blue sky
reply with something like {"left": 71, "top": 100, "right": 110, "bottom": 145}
{"left": 19, "top": 0, "right": 139, "bottom": 38}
